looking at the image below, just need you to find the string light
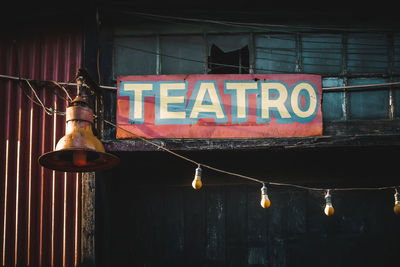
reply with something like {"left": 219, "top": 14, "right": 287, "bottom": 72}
{"left": 394, "top": 188, "right": 400, "bottom": 215}
{"left": 260, "top": 183, "right": 271, "bottom": 209}
{"left": 192, "top": 165, "right": 203, "bottom": 190}
{"left": 2, "top": 74, "right": 400, "bottom": 217}
{"left": 324, "top": 190, "right": 334, "bottom": 216}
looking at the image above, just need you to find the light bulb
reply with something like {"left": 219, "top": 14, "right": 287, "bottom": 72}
{"left": 73, "top": 150, "right": 87, "bottom": 166}
{"left": 192, "top": 166, "right": 202, "bottom": 190}
{"left": 324, "top": 202, "right": 334, "bottom": 216}
{"left": 260, "top": 183, "right": 271, "bottom": 208}
{"left": 394, "top": 202, "right": 400, "bottom": 215}
{"left": 324, "top": 190, "right": 334, "bottom": 216}
{"left": 394, "top": 189, "right": 400, "bottom": 215}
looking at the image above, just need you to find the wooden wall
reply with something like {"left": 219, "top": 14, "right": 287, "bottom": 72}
{"left": 95, "top": 148, "right": 400, "bottom": 267}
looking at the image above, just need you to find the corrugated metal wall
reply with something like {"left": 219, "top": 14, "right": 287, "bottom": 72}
{"left": 0, "top": 31, "right": 82, "bottom": 267}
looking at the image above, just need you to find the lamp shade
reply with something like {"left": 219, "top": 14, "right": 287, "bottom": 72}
{"left": 38, "top": 96, "right": 119, "bottom": 172}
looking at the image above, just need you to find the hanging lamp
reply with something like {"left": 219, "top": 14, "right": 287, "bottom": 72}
{"left": 38, "top": 74, "right": 119, "bottom": 172}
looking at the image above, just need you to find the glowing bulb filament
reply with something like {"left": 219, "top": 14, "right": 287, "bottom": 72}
{"left": 260, "top": 183, "right": 271, "bottom": 208}
{"left": 192, "top": 166, "right": 202, "bottom": 190}
{"left": 394, "top": 189, "right": 400, "bottom": 215}
{"left": 324, "top": 202, "right": 334, "bottom": 216}
{"left": 73, "top": 150, "right": 87, "bottom": 166}
{"left": 260, "top": 194, "right": 271, "bottom": 209}
{"left": 394, "top": 202, "right": 400, "bottom": 215}
{"left": 324, "top": 190, "right": 334, "bottom": 216}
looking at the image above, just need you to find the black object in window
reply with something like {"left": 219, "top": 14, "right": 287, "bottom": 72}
{"left": 208, "top": 44, "right": 249, "bottom": 74}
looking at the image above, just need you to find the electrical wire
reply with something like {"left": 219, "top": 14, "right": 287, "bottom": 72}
{"left": 50, "top": 80, "right": 72, "bottom": 102}
{"left": 97, "top": 47, "right": 102, "bottom": 84}
{"left": 25, "top": 80, "right": 54, "bottom": 115}
{"left": 2, "top": 73, "right": 400, "bottom": 92}
{"left": 0, "top": 74, "right": 115, "bottom": 90}
{"left": 11, "top": 77, "right": 400, "bottom": 193}
{"left": 114, "top": 42, "right": 255, "bottom": 72}
{"left": 106, "top": 117, "right": 265, "bottom": 184}
{"left": 117, "top": 10, "right": 399, "bottom": 33}
{"left": 103, "top": 119, "right": 199, "bottom": 166}
{"left": 261, "top": 34, "right": 392, "bottom": 48}
{"left": 323, "top": 81, "right": 400, "bottom": 91}
{"left": 103, "top": 119, "right": 399, "bottom": 192}
{"left": 113, "top": 42, "right": 397, "bottom": 74}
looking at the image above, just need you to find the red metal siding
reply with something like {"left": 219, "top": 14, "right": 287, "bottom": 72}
{"left": 0, "top": 31, "right": 82, "bottom": 267}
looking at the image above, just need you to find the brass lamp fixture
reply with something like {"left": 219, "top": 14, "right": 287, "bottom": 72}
{"left": 38, "top": 73, "right": 119, "bottom": 172}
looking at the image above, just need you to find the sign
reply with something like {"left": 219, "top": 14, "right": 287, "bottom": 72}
{"left": 117, "top": 74, "right": 322, "bottom": 139}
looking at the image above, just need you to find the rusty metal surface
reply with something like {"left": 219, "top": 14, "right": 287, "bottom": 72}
{"left": 39, "top": 101, "right": 119, "bottom": 172}
{"left": 66, "top": 105, "right": 94, "bottom": 123}
{"left": 0, "top": 31, "right": 82, "bottom": 266}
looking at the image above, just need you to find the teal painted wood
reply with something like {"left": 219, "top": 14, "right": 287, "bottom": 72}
{"left": 161, "top": 35, "right": 205, "bottom": 75}
{"left": 348, "top": 78, "right": 390, "bottom": 120}
{"left": 322, "top": 78, "right": 346, "bottom": 122}
{"left": 394, "top": 35, "right": 400, "bottom": 74}
{"left": 347, "top": 33, "right": 388, "bottom": 74}
{"left": 302, "top": 34, "right": 342, "bottom": 74}
{"left": 393, "top": 77, "right": 400, "bottom": 119}
{"left": 255, "top": 34, "right": 296, "bottom": 74}
{"left": 114, "top": 36, "right": 157, "bottom": 77}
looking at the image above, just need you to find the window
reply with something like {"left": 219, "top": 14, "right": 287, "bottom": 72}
{"left": 207, "top": 34, "right": 250, "bottom": 74}
{"left": 255, "top": 34, "right": 296, "bottom": 73}
{"left": 114, "top": 37, "right": 157, "bottom": 77}
{"left": 208, "top": 44, "right": 249, "bottom": 74}
{"left": 347, "top": 33, "right": 388, "bottom": 74}
{"left": 113, "top": 31, "right": 399, "bottom": 123}
{"left": 302, "top": 34, "right": 342, "bottom": 74}
{"left": 161, "top": 35, "right": 205, "bottom": 74}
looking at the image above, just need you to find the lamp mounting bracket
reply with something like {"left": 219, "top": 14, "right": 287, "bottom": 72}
{"left": 75, "top": 68, "right": 103, "bottom": 97}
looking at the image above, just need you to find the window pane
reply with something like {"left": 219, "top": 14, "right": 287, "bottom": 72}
{"left": 393, "top": 77, "right": 400, "bottom": 119}
{"left": 302, "top": 34, "right": 342, "bottom": 74}
{"left": 208, "top": 44, "right": 249, "bottom": 74}
{"left": 207, "top": 34, "right": 249, "bottom": 53}
{"left": 348, "top": 78, "right": 389, "bottom": 120}
{"left": 322, "top": 78, "right": 345, "bottom": 121}
{"left": 207, "top": 34, "right": 249, "bottom": 73}
{"left": 114, "top": 37, "right": 157, "bottom": 77}
{"left": 393, "top": 34, "right": 400, "bottom": 73}
{"left": 161, "top": 35, "right": 204, "bottom": 74}
{"left": 347, "top": 34, "right": 388, "bottom": 74}
{"left": 255, "top": 34, "right": 296, "bottom": 73}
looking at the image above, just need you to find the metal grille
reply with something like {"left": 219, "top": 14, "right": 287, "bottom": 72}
{"left": 0, "top": 31, "right": 82, "bottom": 267}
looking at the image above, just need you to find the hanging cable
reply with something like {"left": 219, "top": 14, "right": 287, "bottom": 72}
{"left": 117, "top": 10, "right": 396, "bottom": 33}
{"left": 25, "top": 80, "right": 54, "bottom": 115}
{"left": 0, "top": 74, "right": 115, "bottom": 90}
{"left": 260, "top": 34, "right": 391, "bottom": 48}
{"left": 2, "top": 73, "right": 400, "bottom": 93}
{"left": 102, "top": 119, "right": 199, "bottom": 166}
{"left": 10, "top": 78, "right": 400, "bottom": 196}
{"left": 103, "top": 118, "right": 399, "bottom": 193}
{"left": 113, "top": 42, "right": 259, "bottom": 72}
{"left": 50, "top": 80, "right": 73, "bottom": 102}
